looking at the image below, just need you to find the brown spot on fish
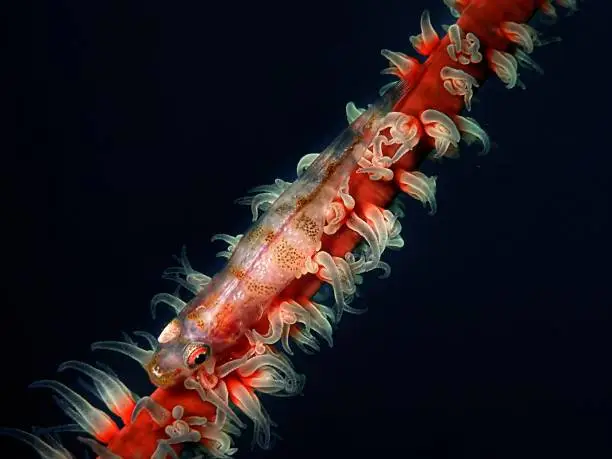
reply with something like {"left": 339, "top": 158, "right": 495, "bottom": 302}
{"left": 274, "top": 202, "right": 294, "bottom": 216}
{"left": 187, "top": 310, "right": 198, "bottom": 321}
{"left": 295, "top": 214, "right": 321, "bottom": 242}
{"left": 230, "top": 266, "right": 247, "bottom": 279}
{"left": 245, "top": 278, "right": 277, "bottom": 296}
{"left": 272, "top": 238, "right": 308, "bottom": 274}
{"left": 264, "top": 230, "right": 275, "bottom": 243}
{"left": 295, "top": 196, "right": 310, "bottom": 209}
{"left": 243, "top": 224, "right": 276, "bottom": 245}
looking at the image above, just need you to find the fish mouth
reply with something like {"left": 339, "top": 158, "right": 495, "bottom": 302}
{"left": 146, "top": 361, "right": 182, "bottom": 388}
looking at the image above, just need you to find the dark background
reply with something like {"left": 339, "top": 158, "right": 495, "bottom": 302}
{"left": 6, "top": 1, "right": 611, "bottom": 458}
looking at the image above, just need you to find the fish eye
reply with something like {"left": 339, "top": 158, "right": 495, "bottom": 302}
{"left": 183, "top": 342, "right": 211, "bottom": 369}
